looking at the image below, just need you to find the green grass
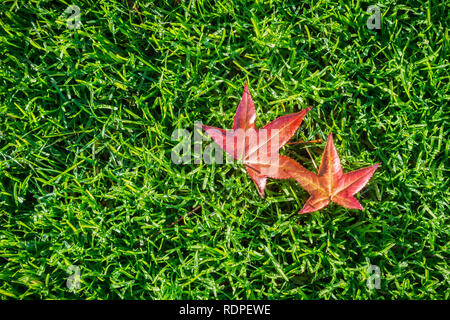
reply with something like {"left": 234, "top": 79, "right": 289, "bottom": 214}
{"left": 0, "top": 0, "right": 449, "bottom": 299}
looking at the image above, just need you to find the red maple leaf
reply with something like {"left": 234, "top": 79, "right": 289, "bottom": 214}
{"left": 288, "top": 133, "right": 380, "bottom": 213}
{"left": 196, "top": 84, "right": 310, "bottom": 198}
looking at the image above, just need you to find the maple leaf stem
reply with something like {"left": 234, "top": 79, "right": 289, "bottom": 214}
{"left": 305, "top": 146, "right": 318, "bottom": 171}
{"left": 152, "top": 205, "right": 201, "bottom": 238}
{"left": 128, "top": 1, "right": 144, "bottom": 24}
{"left": 286, "top": 139, "right": 323, "bottom": 145}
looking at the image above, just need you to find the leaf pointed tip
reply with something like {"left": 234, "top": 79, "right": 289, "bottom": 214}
{"left": 299, "top": 208, "right": 309, "bottom": 214}
{"left": 352, "top": 201, "right": 364, "bottom": 210}
{"left": 297, "top": 106, "right": 313, "bottom": 117}
{"left": 299, "top": 201, "right": 317, "bottom": 214}
{"left": 367, "top": 163, "right": 381, "bottom": 174}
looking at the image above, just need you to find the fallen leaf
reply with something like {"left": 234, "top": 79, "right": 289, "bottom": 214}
{"left": 196, "top": 84, "right": 310, "bottom": 197}
{"left": 288, "top": 133, "right": 380, "bottom": 213}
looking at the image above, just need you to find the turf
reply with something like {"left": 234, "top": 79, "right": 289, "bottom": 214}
{"left": 0, "top": 0, "right": 449, "bottom": 300}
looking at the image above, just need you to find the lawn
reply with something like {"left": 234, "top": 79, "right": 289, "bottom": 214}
{"left": 0, "top": 0, "right": 448, "bottom": 299}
